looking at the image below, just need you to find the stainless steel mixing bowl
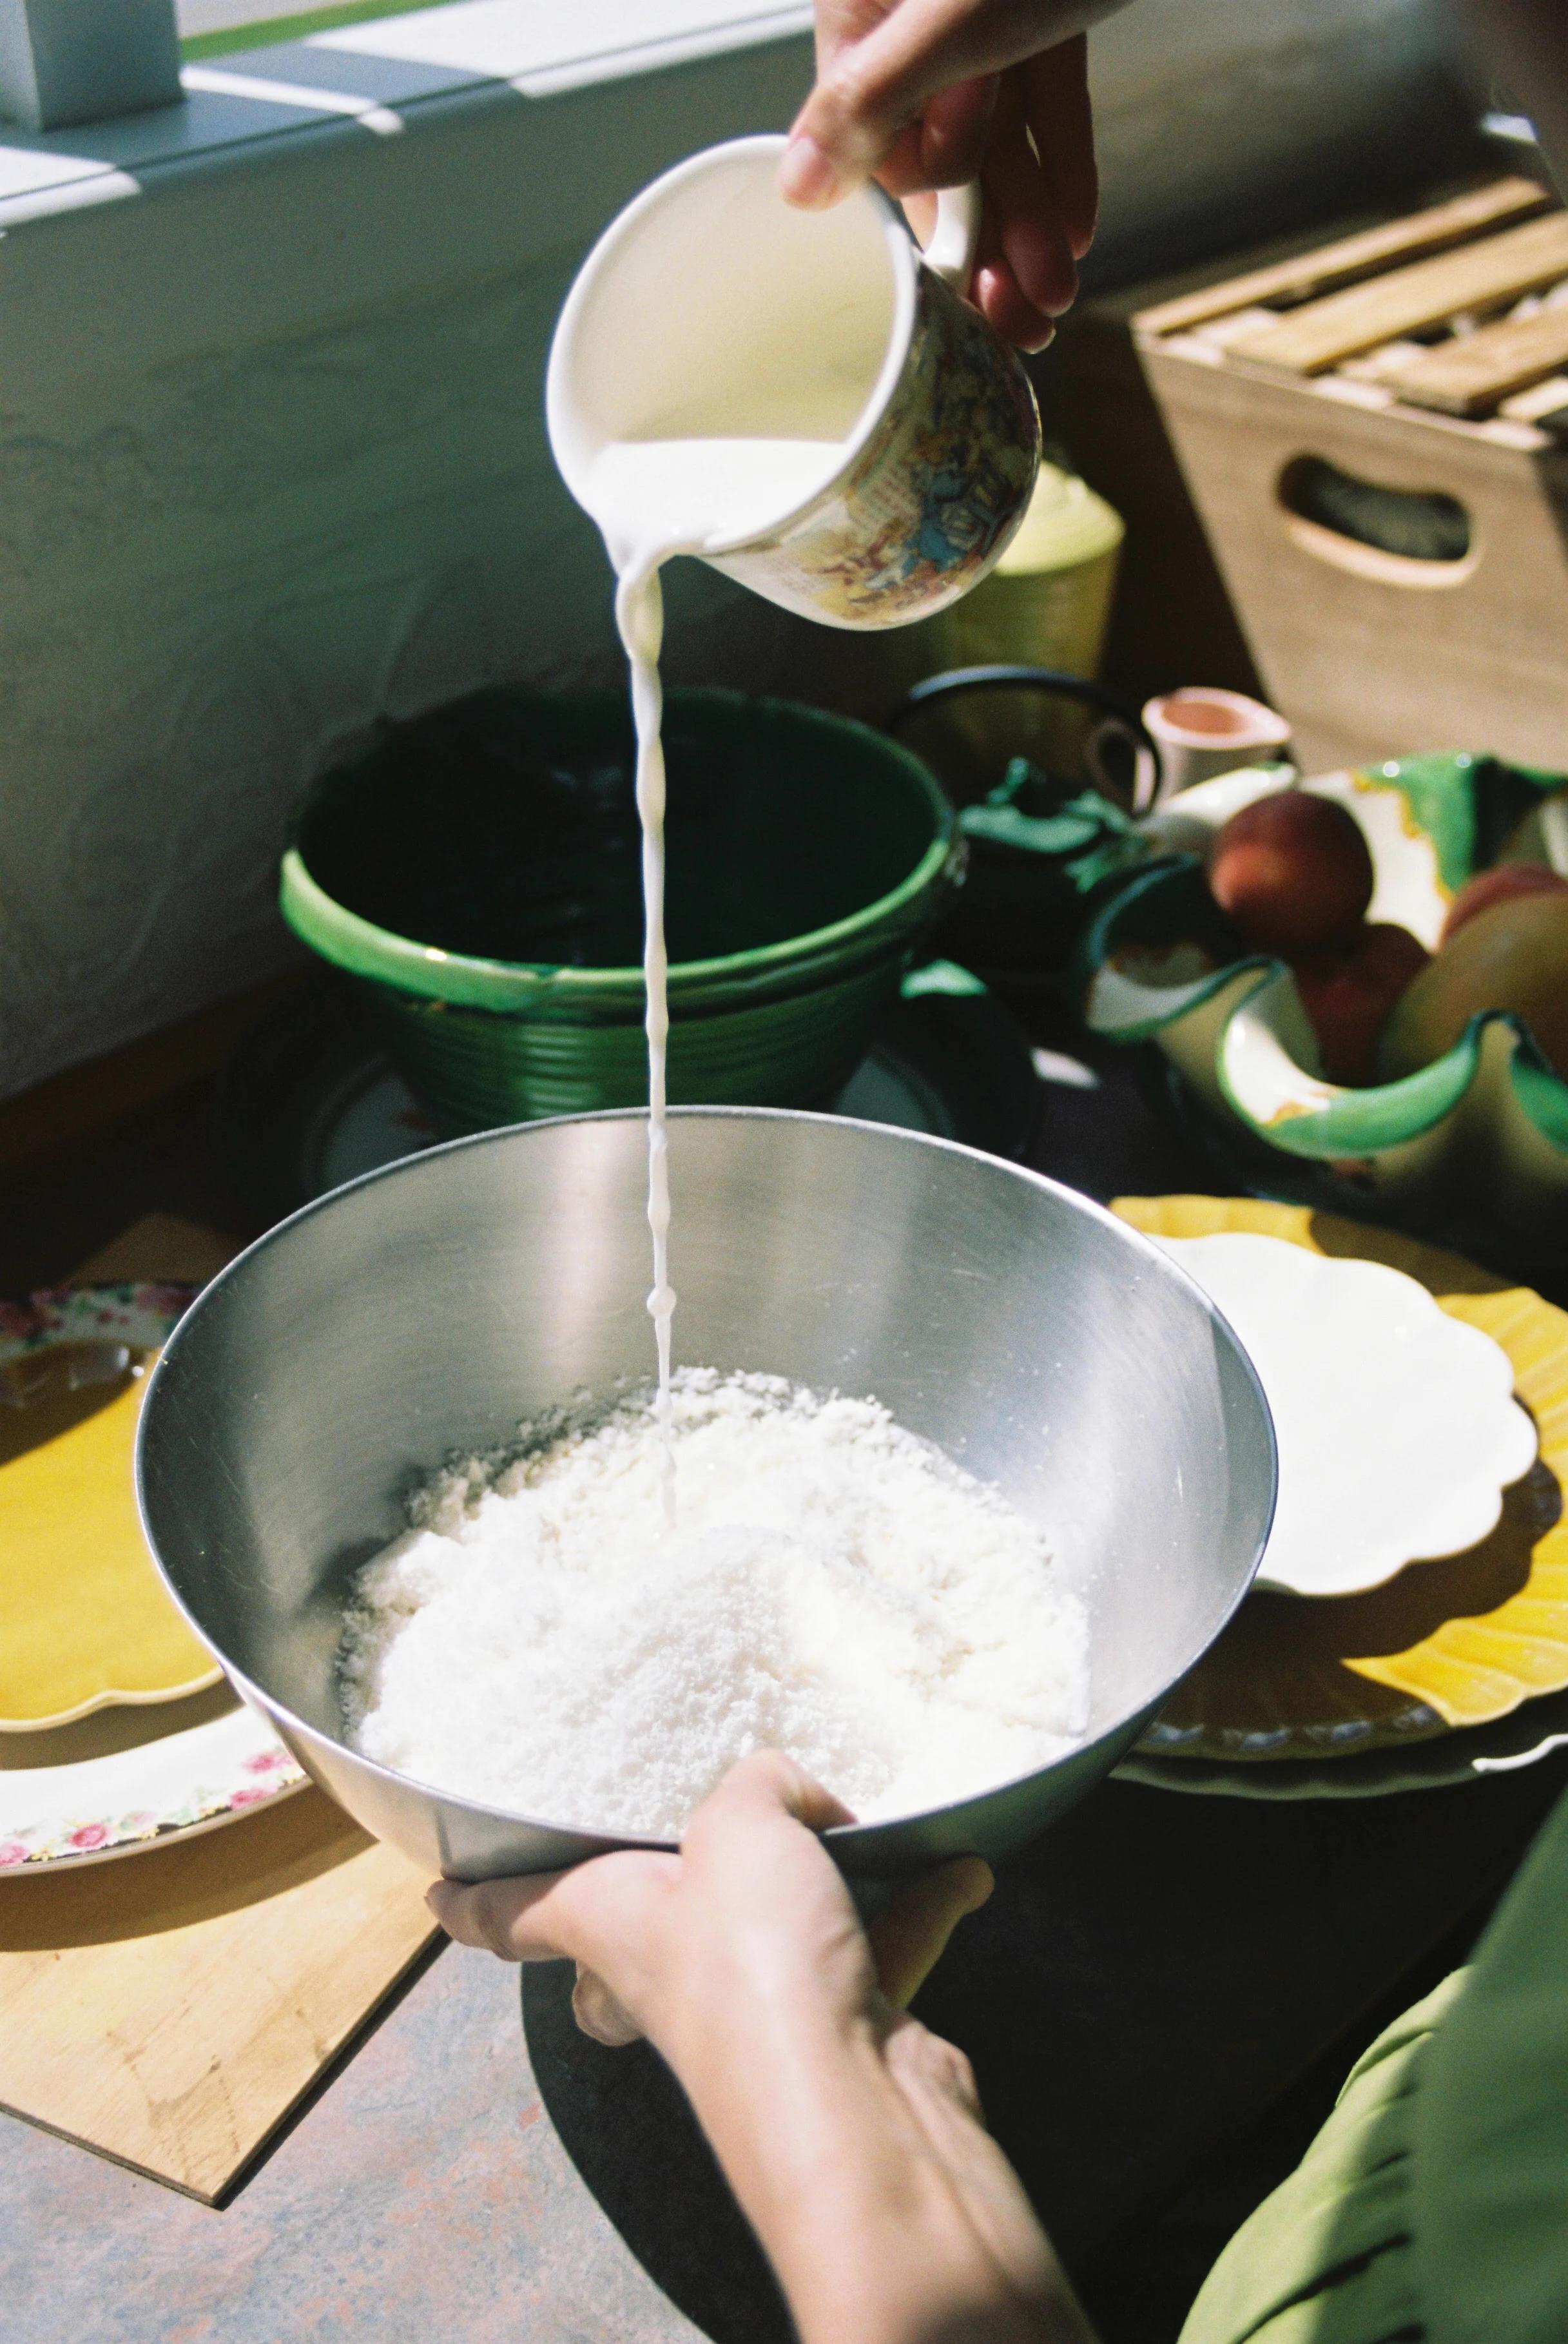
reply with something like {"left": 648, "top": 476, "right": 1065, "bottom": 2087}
{"left": 137, "top": 1109, "right": 1274, "bottom": 1880}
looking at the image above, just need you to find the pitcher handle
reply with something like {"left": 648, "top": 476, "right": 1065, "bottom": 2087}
{"left": 922, "top": 182, "right": 982, "bottom": 291}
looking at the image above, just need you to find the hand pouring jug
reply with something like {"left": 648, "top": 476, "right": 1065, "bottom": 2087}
{"left": 547, "top": 135, "right": 1041, "bottom": 630}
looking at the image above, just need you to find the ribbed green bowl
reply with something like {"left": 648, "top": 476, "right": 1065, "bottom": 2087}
{"left": 1075, "top": 752, "right": 1568, "bottom": 1241}
{"left": 280, "top": 686, "right": 962, "bottom": 1134}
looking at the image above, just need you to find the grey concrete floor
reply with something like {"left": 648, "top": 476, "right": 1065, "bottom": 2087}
{"left": 1, "top": 1940, "right": 697, "bottom": 2344}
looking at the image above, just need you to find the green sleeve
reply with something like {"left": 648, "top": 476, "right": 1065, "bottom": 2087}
{"left": 1179, "top": 1781, "right": 1568, "bottom": 2344}
{"left": 1178, "top": 1973, "right": 1466, "bottom": 2344}
{"left": 1415, "top": 1789, "right": 1568, "bottom": 2344}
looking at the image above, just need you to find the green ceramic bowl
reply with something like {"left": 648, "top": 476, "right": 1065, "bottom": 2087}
{"left": 1076, "top": 752, "right": 1568, "bottom": 1241}
{"left": 280, "top": 687, "right": 962, "bottom": 1133}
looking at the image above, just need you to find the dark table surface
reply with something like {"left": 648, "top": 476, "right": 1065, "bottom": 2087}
{"left": 5, "top": 974, "right": 1566, "bottom": 2344}
{"left": 519, "top": 993, "right": 1568, "bottom": 2344}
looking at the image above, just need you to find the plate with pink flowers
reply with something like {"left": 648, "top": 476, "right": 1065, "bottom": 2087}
{"left": 0, "top": 1697, "right": 306, "bottom": 1872}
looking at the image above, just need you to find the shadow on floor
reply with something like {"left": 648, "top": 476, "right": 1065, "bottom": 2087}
{"left": 525, "top": 1759, "right": 1568, "bottom": 2344}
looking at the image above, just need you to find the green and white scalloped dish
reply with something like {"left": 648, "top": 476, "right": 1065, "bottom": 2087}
{"left": 1079, "top": 754, "right": 1568, "bottom": 1239}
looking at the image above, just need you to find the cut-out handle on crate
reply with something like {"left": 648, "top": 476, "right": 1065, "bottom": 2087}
{"left": 1277, "top": 456, "right": 1478, "bottom": 588}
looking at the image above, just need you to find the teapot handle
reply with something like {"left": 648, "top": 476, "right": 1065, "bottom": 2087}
{"left": 922, "top": 183, "right": 982, "bottom": 290}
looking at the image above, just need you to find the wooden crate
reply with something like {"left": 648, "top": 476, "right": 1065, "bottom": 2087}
{"left": 1132, "top": 177, "right": 1568, "bottom": 775}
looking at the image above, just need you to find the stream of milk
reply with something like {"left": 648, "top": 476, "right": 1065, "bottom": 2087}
{"left": 585, "top": 437, "right": 844, "bottom": 1523}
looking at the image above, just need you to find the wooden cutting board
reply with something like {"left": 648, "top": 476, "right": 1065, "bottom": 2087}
{"left": 0, "top": 1787, "right": 437, "bottom": 2200}
{"left": 0, "top": 1217, "right": 440, "bottom": 2200}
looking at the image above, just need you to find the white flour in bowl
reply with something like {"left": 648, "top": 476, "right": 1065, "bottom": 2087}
{"left": 340, "top": 1368, "right": 1088, "bottom": 1836}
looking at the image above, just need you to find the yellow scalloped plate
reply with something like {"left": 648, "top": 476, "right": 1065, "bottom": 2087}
{"left": 0, "top": 1354, "right": 220, "bottom": 1730}
{"left": 1112, "top": 1197, "right": 1568, "bottom": 1761}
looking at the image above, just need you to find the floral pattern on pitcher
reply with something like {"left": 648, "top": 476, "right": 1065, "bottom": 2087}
{"left": 710, "top": 266, "right": 1041, "bottom": 632}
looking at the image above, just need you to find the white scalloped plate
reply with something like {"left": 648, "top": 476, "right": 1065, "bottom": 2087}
{"left": 1154, "top": 1233, "right": 1537, "bottom": 1596}
{"left": 1112, "top": 1197, "right": 1568, "bottom": 1767}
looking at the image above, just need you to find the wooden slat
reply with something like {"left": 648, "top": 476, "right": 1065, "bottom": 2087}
{"left": 1501, "top": 373, "right": 1568, "bottom": 422}
{"left": 1132, "top": 177, "right": 1551, "bottom": 338}
{"left": 1190, "top": 305, "right": 1279, "bottom": 350}
{"left": 1338, "top": 338, "right": 1431, "bottom": 383}
{"left": 1226, "top": 211, "right": 1568, "bottom": 374}
{"left": 1380, "top": 305, "right": 1568, "bottom": 414}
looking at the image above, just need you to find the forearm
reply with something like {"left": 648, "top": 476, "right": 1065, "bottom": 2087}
{"left": 433, "top": 1757, "right": 1083, "bottom": 2334}
{"left": 668, "top": 2008, "right": 1096, "bottom": 2344}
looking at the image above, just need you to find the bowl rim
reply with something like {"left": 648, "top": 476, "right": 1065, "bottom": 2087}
{"left": 280, "top": 688, "right": 959, "bottom": 1013}
{"left": 134, "top": 1105, "right": 1277, "bottom": 1863}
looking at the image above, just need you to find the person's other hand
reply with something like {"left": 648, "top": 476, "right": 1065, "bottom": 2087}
{"left": 432, "top": 1756, "right": 1090, "bottom": 2344}
{"left": 779, "top": 1, "right": 1112, "bottom": 349}
{"left": 427, "top": 1748, "right": 990, "bottom": 2064}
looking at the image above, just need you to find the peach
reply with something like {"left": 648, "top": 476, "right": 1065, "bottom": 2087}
{"left": 1440, "top": 862, "right": 1568, "bottom": 945}
{"left": 1380, "top": 893, "right": 1568, "bottom": 1082}
{"left": 1292, "top": 924, "right": 1429, "bottom": 1086}
{"left": 1210, "top": 791, "right": 1374, "bottom": 957}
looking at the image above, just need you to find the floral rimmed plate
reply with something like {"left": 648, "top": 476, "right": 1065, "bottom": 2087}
{"left": 0, "top": 1279, "right": 198, "bottom": 1366}
{"left": 1082, "top": 755, "right": 1568, "bottom": 1241}
{"left": 1112, "top": 1196, "right": 1568, "bottom": 1763}
{"left": 0, "top": 1699, "right": 305, "bottom": 1871}
{"left": 0, "top": 1281, "right": 223, "bottom": 1729}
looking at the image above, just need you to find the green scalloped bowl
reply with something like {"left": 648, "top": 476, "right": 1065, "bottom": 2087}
{"left": 281, "top": 686, "right": 962, "bottom": 1134}
{"left": 1078, "top": 754, "right": 1568, "bottom": 1240}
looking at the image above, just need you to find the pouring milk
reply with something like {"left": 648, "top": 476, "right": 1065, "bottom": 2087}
{"left": 583, "top": 441, "right": 845, "bottom": 1520}
{"left": 548, "top": 140, "right": 1036, "bottom": 1521}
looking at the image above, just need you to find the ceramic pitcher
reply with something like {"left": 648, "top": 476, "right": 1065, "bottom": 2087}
{"left": 547, "top": 135, "right": 1041, "bottom": 630}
